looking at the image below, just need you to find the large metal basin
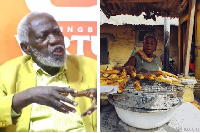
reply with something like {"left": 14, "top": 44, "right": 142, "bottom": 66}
{"left": 108, "top": 79, "right": 183, "bottom": 129}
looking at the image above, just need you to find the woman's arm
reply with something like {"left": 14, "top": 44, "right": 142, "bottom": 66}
{"left": 124, "top": 56, "right": 136, "bottom": 67}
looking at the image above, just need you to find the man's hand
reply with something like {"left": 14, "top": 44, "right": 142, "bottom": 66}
{"left": 12, "top": 86, "right": 78, "bottom": 114}
{"left": 72, "top": 88, "right": 97, "bottom": 117}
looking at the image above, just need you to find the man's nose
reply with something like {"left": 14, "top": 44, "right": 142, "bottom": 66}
{"left": 48, "top": 34, "right": 60, "bottom": 45}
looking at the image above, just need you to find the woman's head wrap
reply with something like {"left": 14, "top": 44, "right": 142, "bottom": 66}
{"left": 144, "top": 32, "right": 159, "bottom": 43}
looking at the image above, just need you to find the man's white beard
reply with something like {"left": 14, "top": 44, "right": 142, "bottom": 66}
{"left": 30, "top": 47, "right": 66, "bottom": 67}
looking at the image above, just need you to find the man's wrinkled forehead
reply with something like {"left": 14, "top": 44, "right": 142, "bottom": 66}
{"left": 29, "top": 15, "right": 58, "bottom": 28}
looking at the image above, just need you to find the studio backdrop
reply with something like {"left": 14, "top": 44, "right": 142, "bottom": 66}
{"left": 0, "top": 0, "right": 97, "bottom": 65}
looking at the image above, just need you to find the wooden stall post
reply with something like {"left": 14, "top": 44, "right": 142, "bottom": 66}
{"left": 183, "top": 0, "right": 196, "bottom": 75}
{"left": 194, "top": 0, "right": 200, "bottom": 99}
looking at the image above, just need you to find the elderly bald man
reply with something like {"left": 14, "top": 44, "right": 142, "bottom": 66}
{"left": 0, "top": 12, "right": 97, "bottom": 132}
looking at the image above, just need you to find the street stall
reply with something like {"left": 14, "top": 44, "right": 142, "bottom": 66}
{"left": 100, "top": 0, "right": 200, "bottom": 131}
{"left": 100, "top": 68, "right": 199, "bottom": 131}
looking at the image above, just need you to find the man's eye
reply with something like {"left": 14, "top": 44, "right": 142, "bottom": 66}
{"left": 37, "top": 34, "right": 47, "bottom": 39}
{"left": 39, "top": 35, "right": 44, "bottom": 38}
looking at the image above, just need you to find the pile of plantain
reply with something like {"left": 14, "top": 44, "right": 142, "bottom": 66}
{"left": 101, "top": 66, "right": 196, "bottom": 94}
{"left": 100, "top": 68, "right": 130, "bottom": 93}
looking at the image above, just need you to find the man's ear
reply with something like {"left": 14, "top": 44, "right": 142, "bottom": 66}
{"left": 20, "top": 43, "right": 31, "bottom": 55}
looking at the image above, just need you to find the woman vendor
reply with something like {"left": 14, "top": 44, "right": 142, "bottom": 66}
{"left": 124, "top": 32, "right": 161, "bottom": 73}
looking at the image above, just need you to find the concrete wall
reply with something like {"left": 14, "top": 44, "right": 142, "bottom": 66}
{"left": 100, "top": 24, "right": 178, "bottom": 72}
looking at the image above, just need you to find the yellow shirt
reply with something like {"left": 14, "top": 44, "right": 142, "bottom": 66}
{"left": 29, "top": 63, "right": 85, "bottom": 132}
{"left": 0, "top": 55, "right": 96, "bottom": 132}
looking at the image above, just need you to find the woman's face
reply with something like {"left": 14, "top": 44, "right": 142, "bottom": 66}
{"left": 143, "top": 36, "right": 157, "bottom": 56}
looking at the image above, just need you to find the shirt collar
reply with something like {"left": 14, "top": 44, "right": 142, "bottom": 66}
{"left": 31, "top": 59, "right": 67, "bottom": 77}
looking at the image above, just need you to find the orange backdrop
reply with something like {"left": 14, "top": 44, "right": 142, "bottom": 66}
{"left": 0, "top": 0, "right": 97, "bottom": 65}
